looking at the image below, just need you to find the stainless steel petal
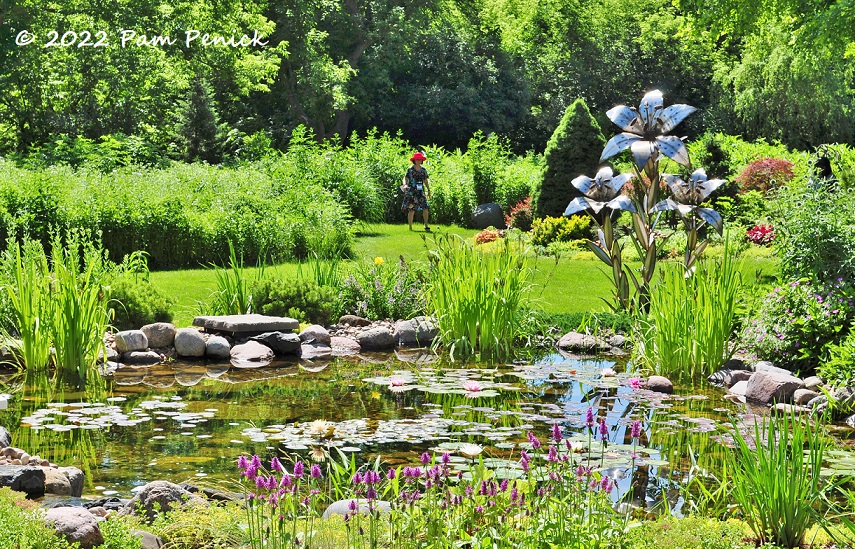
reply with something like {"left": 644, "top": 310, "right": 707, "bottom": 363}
{"left": 564, "top": 197, "right": 591, "bottom": 217}
{"left": 696, "top": 207, "right": 724, "bottom": 234}
{"left": 662, "top": 174, "right": 685, "bottom": 197}
{"left": 601, "top": 133, "right": 641, "bottom": 162}
{"left": 638, "top": 90, "right": 663, "bottom": 131}
{"left": 606, "top": 195, "right": 636, "bottom": 212}
{"left": 656, "top": 104, "right": 696, "bottom": 133}
{"left": 655, "top": 135, "right": 691, "bottom": 167}
{"left": 608, "top": 173, "right": 634, "bottom": 195}
{"left": 587, "top": 200, "right": 608, "bottom": 214}
{"left": 605, "top": 105, "right": 639, "bottom": 133}
{"left": 630, "top": 139, "right": 656, "bottom": 170}
{"left": 571, "top": 175, "right": 595, "bottom": 195}
{"left": 650, "top": 198, "right": 678, "bottom": 212}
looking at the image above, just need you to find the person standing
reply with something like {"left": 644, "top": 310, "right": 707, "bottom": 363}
{"left": 401, "top": 151, "right": 431, "bottom": 231}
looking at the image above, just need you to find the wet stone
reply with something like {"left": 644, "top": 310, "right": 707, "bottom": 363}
{"left": 121, "top": 351, "right": 162, "bottom": 366}
{"left": 194, "top": 314, "right": 299, "bottom": 333}
{"left": 249, "top": 332, "right": 301, "bottom": 355}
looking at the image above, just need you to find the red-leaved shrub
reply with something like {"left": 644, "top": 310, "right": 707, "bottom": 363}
{"left": 475, "top": 228, "right": 504, "bottom": 245}
{"left": 505, "top": 197, "right": 533, "bottom": 231}
{"left": 735, "top": 157, "right": 795, "bottom": 194}
{"left": 746, "top": 223, "right": 775, "bottom": 246}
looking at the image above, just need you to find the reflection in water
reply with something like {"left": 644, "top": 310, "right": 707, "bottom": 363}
{"left": 1, "top": 354, "right": 817, "bottom": 512}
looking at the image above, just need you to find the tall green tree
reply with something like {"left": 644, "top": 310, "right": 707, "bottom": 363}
{"left": 533, "top": 98, "right": 605, "bottom": 219}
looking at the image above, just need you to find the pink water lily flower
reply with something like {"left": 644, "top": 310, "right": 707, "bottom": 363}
{"left": 462, "top": 380, "right": 482, "bottom": 393}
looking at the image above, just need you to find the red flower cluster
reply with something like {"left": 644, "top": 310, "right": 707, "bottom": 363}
{"left": 746, "top": 223, "right": 775, "bottom": 246}
{"left": 475, "top": 227, "right": 505, "bottom": 244}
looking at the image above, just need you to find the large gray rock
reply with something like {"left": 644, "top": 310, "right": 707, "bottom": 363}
{"left": 803, "top": 376, "right": 824, "bottom": 390}
{"left": 118, "top": 481, "right": 208, "bottom": 522}
{"left": 114, "top": 330, "right": 148, "bottom": 353}
{"left": 745, "top": 370, "right": 804, "bottom": 404}
{"left": 356, "top": 327, "right": 395, "bottom": 351}
{"left": 754, "top": 361, "right": 793, "bottom": 376}
{"left": 793, "top": 389, "right": 820, "bottom": 406}
{"left": 299, "top": 325, "right": 331, "bottom": 346}
{"left": 141, "top": 323, "right": 177, "bottom": 348}
{"left": 132, "top": 529, "right": 165, "bottom": 549}
{"left": 557, "top": 332, "right": 611, "bottom": 353}
{"left": 250, "top": 332, "right": 302, "bottom": 355}
{"left": 58, "top": 467, "right": 84, "bottom": 497}
{"left": 0, "top": 426, "right": 10, "bottom": 448}
{"left": 230, "top": 341, "right": 274, "bottom": 367}
{"left": 471, "top": 203, "right": 506, "bottom": 229}
{"left": 395, "top": 316, "right": 438, "bottom": 347}
{"left": 330, "top": 336, "right": 361, "bottom": 356}
{"left": 193, "top": 314, "right": 299, "bottom": 333}
{"left": 205, "top": 336, "right": 231, "bottom": 360}
{"left": 322, "top": 498, "right": 392, "bottom": 519}
{"left": 121, "top": 351, "right": 162, "bottom": 365}
{"left": 174, "top": 328, "right": 206, "bottom": 357}
{"left": 645, "top": 376, "right": 674, "bottom": 394}
{"left": 44, "top": 468, "right": 80, "bottom": 497}
{"left": 0, "top": 465, "right": 45, "bottom": 498}
{"left": 45, "top": 507, "right": 104, "bottom": 549}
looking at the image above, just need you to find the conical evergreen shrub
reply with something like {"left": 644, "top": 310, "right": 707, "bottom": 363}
{"left": 534, "top": 98, "right": 606, "bottom": 218}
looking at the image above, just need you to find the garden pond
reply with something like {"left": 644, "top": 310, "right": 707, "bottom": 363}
{"left": 3, "top": 352, "right": 855, "bottom": 511}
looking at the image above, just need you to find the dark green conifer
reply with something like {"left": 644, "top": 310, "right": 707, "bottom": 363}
{"left": 534, "top": 98, "right": 606, "bottom": 218}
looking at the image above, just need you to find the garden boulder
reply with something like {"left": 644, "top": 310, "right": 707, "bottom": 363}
{"left": 745, "top": 370, "right": 804, "bottom": 404}
{"left": 45, "top": 507, "right": 104, "bottom": 549}
{"left": 132, "top": 529, "right": 165, "bottom": 549}
{"left": 356, "top": 327, "right": 395, "bottom": 351}
{"left": 299, "top": 325, "right": 331, "bottom": 346}
{"left": 803, "top": 376, "right": 824, "bottom": 390}
{"left": 645, "top": 376, "right": 673, "bottom": 394}
{"left": 0, "top": 465, "right": 45, "bottom": 498}
{"left": 793, "top": 389, "right": 820, "bottom": 406}
{"left": 43, "top": 467, "right": 84, "bottom": 497}
{"left": 174, "top": 328, "right": 207, "bottom": 357}
{"left": 230, "top": 341, "right": 275, "bottom": 366}
{"left": 557, "top": 332, "right": 611, "bottom": 353}
{"left": 471, "top": 203, "right": 506, "bottom": 229}
{"left": 330, "top": 336, "right": 361, "bottom": 355}
{"left": 339, "top": 315, "right": 372, "bottom": 327}
{"left": 395, "top": 316, "right": 438, "bottom": 347}
{"left": 205, "top": 336, "right": 231, "bottom": 360}
{"left": 141, "top": 323, "right": 177, "bottom": 348}
{"left": 250, "top": 332, "right": 301, "bottom": 355}
{"left": 114, "top": 330, "right": 148, "bottom": 353}
{"left": 118, "top": 480, "right": 208, "bottom": 522}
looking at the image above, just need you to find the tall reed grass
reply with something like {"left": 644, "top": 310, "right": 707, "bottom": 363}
{"left": 633, "top": 242, "right": 743, "bottom": 381}
{"left": 426, "top": 233, "right": 532, "bottom": 360}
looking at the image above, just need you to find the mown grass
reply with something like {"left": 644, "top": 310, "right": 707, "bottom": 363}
{"left": 151, "top": 223, "right": 780, "bottom": 327}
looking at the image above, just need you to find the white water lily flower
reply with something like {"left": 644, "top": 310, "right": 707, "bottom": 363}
{"left": 564, "top": 167, "right": 636, "bottom": 216}
{"left": 600, "top": 367, "right": 617, "bottom": 377}
{"left": 601, "top": 90, "right": 695, "bottom": 169}
{"left": 306, "top": 419, "right": 333, "bottom": 439}
{"left": 309, "top": 446, "right": 328, "bottom": 462}
{"left": 458, "top": 443, "right": 484, "bottom": 459}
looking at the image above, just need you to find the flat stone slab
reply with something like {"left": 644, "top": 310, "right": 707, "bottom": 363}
{"left": 193, "top": 314, "right": 299, "bottom": 333}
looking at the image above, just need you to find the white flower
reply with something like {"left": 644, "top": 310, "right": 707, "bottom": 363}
{"left": 458, "top": 443, "right": 484, "bottom": 459}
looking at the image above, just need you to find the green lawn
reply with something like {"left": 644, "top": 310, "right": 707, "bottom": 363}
{"left": 150, "top": 222, "right": 780, "bottom": 327}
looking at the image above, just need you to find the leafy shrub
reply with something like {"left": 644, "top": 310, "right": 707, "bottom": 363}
{"left": 495, "top": 154, "right": 540, "bottom": 213}
{"left": 621, "top": 517, "right": 749, "bottom": 549}
{"left": 534, "top": 98, "right": 606, "bottom": 218}
{"left": 339, "top": 257, "right": 427, "bottom": 321}
{"left": 531, "top": 215, "right": 591, "bottom": 246}
{"left": 772, "top": 181, "right": 855, "bottom": 282}
{"left": 742, "top": 279, "right": 854, "bottom": 370}
{"left": 108, "top": 277, "right": 174, "bottom": 331}
{"left": 0, "top": 487, "right": 73, "bottom": 548}
{"left": 735, "top": 157, "right": 795, "bottom": 193}
{"left": 745, "top": 223, "right": 775, "bottom": 246}
{"left": 474, "top": 228, "right": 504, "bottom": 245}
{"left": 504, "top": 196, "right": 533, "bottom": 231}
{"left": 250, "top": 278, "right": 340, "bottom": 325}
{"left": 818, "top": 323, "right": 855, "bottom": 387}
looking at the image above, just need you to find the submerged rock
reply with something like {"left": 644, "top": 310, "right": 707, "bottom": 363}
{"left": 645, "top": 376, "right": 673, "bottom": 394}
{"left": 330, "top": 336, "right": 361, "bottom": 355}
{"left": 230, "top": 341, "right": 274, "bottom": 367}
{"left": 395, "top": 316, "right": 438, "bottom": 347}
{"left": 121, "top": 351, "right": 162, "bottom": 365}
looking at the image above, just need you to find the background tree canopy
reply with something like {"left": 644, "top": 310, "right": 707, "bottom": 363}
{"left": 1, "top": 0, "right": 852, "bottom": 157}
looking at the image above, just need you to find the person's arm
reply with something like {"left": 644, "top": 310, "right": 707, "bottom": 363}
{"left": 425, "top": 176, "right": 431, "bottom": 198}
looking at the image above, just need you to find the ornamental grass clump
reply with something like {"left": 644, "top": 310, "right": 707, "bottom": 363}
{"left": 426, "top": 233, "right": 532, "bottom": 360}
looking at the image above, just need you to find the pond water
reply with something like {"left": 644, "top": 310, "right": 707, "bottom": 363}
{"left": 2, "top": 353, "right": 853, "bottom": 510}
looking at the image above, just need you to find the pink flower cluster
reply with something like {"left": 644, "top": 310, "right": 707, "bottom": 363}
{"left": 746, "top": 223, "right": 775, "bottom": 246}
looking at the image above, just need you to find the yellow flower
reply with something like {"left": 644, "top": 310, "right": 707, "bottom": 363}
{"left": 374, "top": 256, "right": 384, "bottom": 265}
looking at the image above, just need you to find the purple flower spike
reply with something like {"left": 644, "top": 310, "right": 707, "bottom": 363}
{"left": 601, "top": 476, "right": 613, "bottom": 494}
{"left": 585, "top": 407, "right": 595, "bottom": 428}
{"left": 599, "top": 419, "right": 608, "bottom": 442}
{"left": 348, "top": 499, "right": 359, "bottom": 512}
{"left": 293, "top": 461, "right": 305, "bottom": 478}
{"left": 237, "top": 455, "right": 249, "bottom": 471}
{"left": 352, "top": 472, "right": 363, "bottom": 485}
{"left": 527, "top": 431, "right": 542, "bottom": 450}
{"left": 420, "top": 452, "right": 431, "bottom": 465}
{"left": 631, "top": 420, "right": 642, "bottom": 439}
{"left": 270, "top": 457, "right": 284, "bottom": 472}
{"left": 441, "top": 452, "right": 451, "bottom": 465}
{"left": 387, "top": 468, "right": 396, "bottom": 480}
{"left": 551, "top": 423, "right": 562, "bottom": 443}
{"left": 310, "top": 464, "right": 322, "bottom": 479}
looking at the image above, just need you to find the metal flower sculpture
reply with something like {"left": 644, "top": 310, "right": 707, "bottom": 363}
{"left": 652, "top": 169, "right": 725, "bottom": 234}
{"left": 563, "top": 167, "right": 635, "bottom": 216}
{"left": 600, "top": 89, "right": 695, "bottom": 171}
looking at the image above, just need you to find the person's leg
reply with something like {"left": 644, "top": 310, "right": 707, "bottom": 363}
{"left": 422, "top": 208, "right": 429, "bottom": 229}
{"left": 407, "top": 209, "right": 415, "bottom": 230}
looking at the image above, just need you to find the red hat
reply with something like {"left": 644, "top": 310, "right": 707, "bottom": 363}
{"left": 410, "top": 151, "right": 427, "bottom": 162}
